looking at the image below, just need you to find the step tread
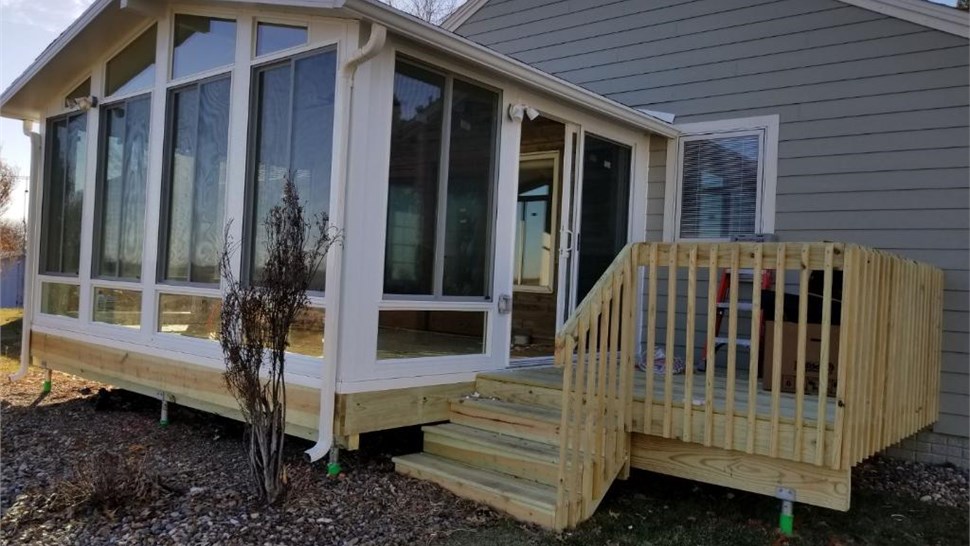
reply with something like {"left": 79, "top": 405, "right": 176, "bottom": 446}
{"left": 423, "top": 422, "right": 560, "bottom": 463}
{"left": 393, "top": 453, "right": 557, "bottom": 509}
{"left": 451, "top": 397, "right": 562, "bottom": 423}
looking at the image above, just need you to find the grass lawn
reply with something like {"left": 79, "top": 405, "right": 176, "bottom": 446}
{"left": 0, "top": 308, "right": 22, "bottom": 374}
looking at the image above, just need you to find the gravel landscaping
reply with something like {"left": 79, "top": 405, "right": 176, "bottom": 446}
{"left": 1, "top": 369, "right": 498, "bottom": 545}
{"left": 2, "top": 365, "right": 968, "bottom": 545}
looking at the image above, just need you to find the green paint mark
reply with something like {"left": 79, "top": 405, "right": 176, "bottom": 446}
{"left": 41, "top": 380, "right": 51, "bottom": 394}
{"left": 327, "top": 462, "right": 342, "bottom": 477}
{"left": 779, "top": 513, "right": 794, "bottom": 536}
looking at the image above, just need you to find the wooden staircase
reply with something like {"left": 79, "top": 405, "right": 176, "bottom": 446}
{"left": 395, "top": 245, "right": 642, "bottom": 530}
{"left": 393, "top": 377, "right": 564, "bottom": 528}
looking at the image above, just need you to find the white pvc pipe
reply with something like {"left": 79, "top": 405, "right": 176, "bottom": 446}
{"left": 9, "top": 120, "right": 41, "bottom": 382}
{"left": 304, "top": 23, "right": 387, "bottom": 464}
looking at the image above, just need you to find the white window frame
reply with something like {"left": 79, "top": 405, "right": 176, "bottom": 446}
{"left": 663, "top": 115, "right": 778, "bottom": 242}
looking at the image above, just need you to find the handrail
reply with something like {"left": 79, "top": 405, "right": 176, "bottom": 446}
{"left": 554, "top": 243, "right": 638, "bottom": 528}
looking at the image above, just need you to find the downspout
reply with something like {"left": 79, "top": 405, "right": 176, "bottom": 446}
{"left": 9, "top": 119, "right": 41, "bottom": 381}
{"left": 304, "top": 22, "right": 387, "bottom": 463}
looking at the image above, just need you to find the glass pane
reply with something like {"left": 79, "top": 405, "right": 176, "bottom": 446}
{"left": 42, "top": 119, "right": 67, "bottom": 273}
{"left": 42, "top": 115, "right": 87, "bottom": 275}
{"left": 66, "top": 79, "right": 91, "bottom": 102}
{"left": 172, "top": 15, "right": 236, "bottom": 80}
{"left": 163, "top": 77, "right": 231, "bottom": 284}
{"left": 62, "top": 114, "right": 87, "bottom": 274}
{"left": 97, "top": 96, "right": 150, "bottom": 279}
{"left": 442, "top": 79, "right": 498, "bottom": 297}
{"left": 679, "top": 135, "right": 760, "bottom": 239}
{"left": 158, "top": 293, "right": 221, "bottom": 340}
{"left": 377, "top": 310, "right": 485, "bottom": 359}
{"left": 287, "top": 307, "right": 325, "bottom": 357}
{"left": 250, "top": 51, "right": 336, "bottom": 291}
{"left": 40, "top": 283, "right": 79, "bottom": 318}
{"left": 576, "top": 135, "right": 630, "bottom": 303}
{"left": 93, "top": 287, "right": 141, "bottom": 328}
{"left": 384, "top": 62, "right": 445, "bottom": 295}
{"left": 106, "top": 25, "right": 156, "bottom": 96}
{"left": 256, "top": 23, "right": 307, "bottom": 57}
{"left": 515, "top": 157, "right": 556, "bottom": 288}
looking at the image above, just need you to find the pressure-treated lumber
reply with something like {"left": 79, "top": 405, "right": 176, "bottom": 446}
{"left": 335, "top": 381, "right": 475, "bottom": 438}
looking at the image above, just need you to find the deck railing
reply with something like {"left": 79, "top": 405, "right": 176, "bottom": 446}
{"left": 554, "top": 244, "right": 639, "bottom": 529}
{"left": 632, "top": 242, "right": 943, "bottom": 470}
{"left": 554, "top": 241, "right": 944, "bottom": 523}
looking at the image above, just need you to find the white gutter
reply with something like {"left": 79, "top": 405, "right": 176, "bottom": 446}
{"left": 344, "top": 0, "right": 679, "bottom": 138}
{"left": 304, "top": 23, "right": 387, "bottom": 463}
{"left": 9, "top": 120, "right": 40, "bottom": 382}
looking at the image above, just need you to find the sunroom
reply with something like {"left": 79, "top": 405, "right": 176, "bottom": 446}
{"left": 2, "top": 0, "right": 675, "bottom": 450}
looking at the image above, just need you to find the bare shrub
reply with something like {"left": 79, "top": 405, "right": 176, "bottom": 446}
{"left": 219, "top": 178, "right": 337, "bottom": 505}
{"left": 51, "top": 452, "right": 171, "bottom": 517}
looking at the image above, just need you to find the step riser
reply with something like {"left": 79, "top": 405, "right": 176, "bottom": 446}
{"left": 474, "top": 378, "right": 564, "bottom": 409}
{"left": 395, "top": 461, "right": 556, "bottom": 529}
{"left": 424, "top": 434, "right": 559, "bottom": 486}
{"left": 449, "top": 405, "right": 559, "bottom": 445}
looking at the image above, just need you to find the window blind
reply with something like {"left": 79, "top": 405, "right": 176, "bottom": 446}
{"left": 679, "top": 134, "right": 760, "bottom": 239}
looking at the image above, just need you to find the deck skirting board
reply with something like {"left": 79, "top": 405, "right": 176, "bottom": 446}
{"left": 630, "top": 434, "right": 851, "bottom": 511}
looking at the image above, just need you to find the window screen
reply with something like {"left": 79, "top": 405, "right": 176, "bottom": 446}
{"left": 679, "top": 134, "right": 761, "bottom": 239}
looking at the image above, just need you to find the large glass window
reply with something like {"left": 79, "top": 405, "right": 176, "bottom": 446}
{"left": 95, "top": 95, "right": 151, "bottom": 279}
{"left": 158, "top": 293, "right": 221, "bottom": 340}
{"left": 384, "top": 60, "right": 499, "bottom": 299}
{"left": 248, "top": 49, "right": 337, "bottom": 292}
{"left": 105, "top": 25, "right": 156, "bottom": 97}
{"left": 160, "top": 76, "right": 231, "bottom": 284}
{"left": 93, "top": 287, "right": 141, "bottom": 328}
{"left": 40, "top": 283, "right": 80, "bottom": 318}
{"left": 377, "top": 310, "right": 486, "bottom": 359}
{"left": 41, "top": 112, "right": 87, "bottom": 275}
{"left": 172, "top": 15, "right": 237, "bottom": 80}
{"left": 255, "top": 23, "right": 307, "bottom": 57}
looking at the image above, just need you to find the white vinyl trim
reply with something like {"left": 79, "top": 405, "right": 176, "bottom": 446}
{"left": 440, "top": 0, "right": 488, "bottom": 31}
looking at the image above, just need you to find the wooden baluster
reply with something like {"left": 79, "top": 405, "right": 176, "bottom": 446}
{"left": 556, "top": 334, "right": 575, "bottom": 528}
{"left": 583, "top": 302, "right": 599, "bottom": 514}
{"left": 746, "top": 245, "right": 763, "bottom": 454}
{"left": 725, "top": 245, "right": 740, "bottom": 450}
{"left": 704, "top": 244, "right": 718, "bottom": 447}
{"left": 621, "top": 247, "right": 638, "bottom": 474}
{"left": 815, "top": 244, "right": 834, "bottom": 466}
{"left": 572, "top": 315, "right": 589, "bottom": 521}
{"left": 834, "top": 246, "right": 859, "bottom": 470}
{"left": 684, "top": 246, "right": 698, "bottom": 443}
{"left": 663, "top": 244, "right": 678, "bottom": 438}
{"left": 607, "top": 268, "right": 622, "bottom": 476}
{"left": 770, "top": 243, "right": 786, "bottom": 458}
{"left": 644, "top": 244, "right": 659, "bottom": 435}
{"left": 794, "top": 245, "right": 810, "bottom": 461}
{"left": 597, "top": 284, "right": 611, "bottom": 485}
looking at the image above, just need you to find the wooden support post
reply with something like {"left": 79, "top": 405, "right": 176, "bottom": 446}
{"left": 746, "top": 245, "right": 763, "bottom": 454}
{"left": 684, "top": 246, "right": 698, "bottom": 443}
{"left": 704, "top": 244, "right": 718, "bottom": 447}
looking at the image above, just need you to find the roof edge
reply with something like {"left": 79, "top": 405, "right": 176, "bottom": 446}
{"left": 438, "top": 0, "right": 969, "bottom": 38}
{"left": 441, "top": 0, "right": 488, "bottom": 31}
{"left": 840, "top": 0, "right": 969, "bottom": 38}
{"left": 0, "top": 0, "right": 114, "bottom": 120}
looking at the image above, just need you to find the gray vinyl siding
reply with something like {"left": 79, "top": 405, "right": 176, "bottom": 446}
{"left": 457, "top": 0, "right": 970, "bottom": 437}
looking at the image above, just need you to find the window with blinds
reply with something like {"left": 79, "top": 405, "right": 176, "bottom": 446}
{"left": 678, "top": 132, "right": 762, "bottom": 240}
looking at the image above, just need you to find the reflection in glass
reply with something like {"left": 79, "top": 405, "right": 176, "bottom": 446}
{"left": 377, "top": 310, "right": 485, "bottom": 359}
{"left": 93, "top": 288, "right": 141, "bottom": 328}
{"left": 163, "top": 77, "right": 231, "bottom": 284}
{"left": 576, "top": 135, "right": 630, "bottom": 304}
{"left": 287, "top": 307, "right": 325, "bottom": 357}
{"left": 106, "top": 25, "right": 156, "bottom": 96}
{"left": 42, "top": 113, "right": 87, "bottom": 275}
{"left": 250, "top": 50, "right": 336, "bottom": 292}
{"left": 514, "top": 156, "right": 556, "bottom": 289}
{"left": 172, "top": 15, "right": 236, "bottom": 80}
{"left": 443, "top": 80, "right": 497, "bottom": 297}
{"left": 679, "top": 135, "right": 760, "bottom": 239}
{"left": 40, "top": 283, "right": 79, "bottom": 318}
{"left": 256, "top": 23, "right": 307, "bottom": 57}
{"left": 158, "top": 293, "right": 221, "bottom": 340}
{"left": 96, "top": 96, "right": 150, "bottom": 279}
{"left": 384, "top": 62, "right": 444, "bottom": 295}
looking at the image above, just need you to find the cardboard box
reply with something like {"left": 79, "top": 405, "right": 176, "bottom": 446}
{"left": 762, "top": 320, "right": 840, "bottom": 397}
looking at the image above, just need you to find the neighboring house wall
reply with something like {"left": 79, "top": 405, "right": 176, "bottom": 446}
{"left": 456, "top": 0, "right": 970, "bottom": 457}
{"left": 0, "top": 256, "right": 25, "bottom": 308}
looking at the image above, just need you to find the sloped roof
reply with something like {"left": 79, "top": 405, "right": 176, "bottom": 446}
{"left": 0, "top": 0, "right": 678, "bottom": 137}
{"left": 442, "top": 0, "right": 969, "bottom": 38}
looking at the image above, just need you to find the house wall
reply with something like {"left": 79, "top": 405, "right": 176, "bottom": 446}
{"left": 456, "top": 0, "right": 970, "bottom": 460}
